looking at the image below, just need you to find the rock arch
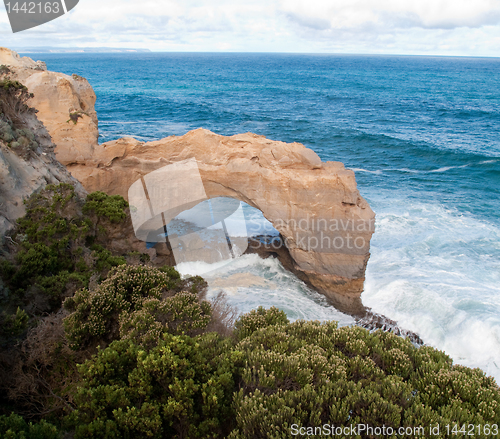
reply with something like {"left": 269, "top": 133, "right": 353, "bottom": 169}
{"left": 69, "top": 129, "right": 375, "bottom": 315}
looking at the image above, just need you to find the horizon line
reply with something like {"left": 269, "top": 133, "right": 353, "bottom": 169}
{"left": 13, "top": 48, "right": 500, "bottom": 60}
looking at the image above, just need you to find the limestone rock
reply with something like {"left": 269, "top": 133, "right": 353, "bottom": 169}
{"left": 0, "top": 47, "right": 98, "bottom": 166}
{"left": 0, "top": 47, "right": 47, "bottom": 71}
{"left": 0, "top": 120, "right": 86, "bottom": 241}
{"left": 2, "top": 49, "right": 376, "bottom": 315}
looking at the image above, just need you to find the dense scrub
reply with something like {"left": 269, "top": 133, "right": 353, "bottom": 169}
{"left": 1, "top": 184, "right": 499, "bottom": 438}
{"left": 0, "top": 184, "right": 140, "bottom": 418}
{"left": 0, "top": 184, "right": 129, "bottom": 322}
{"left": 0, "top": 413, "right": 59, "bottom": 438}
{"left": 230, "top": 310, "right": 500, "bottom": 438}
{"left": 68, "top": 333, "right": 239, "bottom": 438}
{"left": 53, "top": 307, "right": 500, "bottom": 438}
{"left": 63, "top": 264, "right": 210, "bottom": 350}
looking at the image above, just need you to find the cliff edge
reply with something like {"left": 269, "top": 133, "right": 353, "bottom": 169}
{"left": 0, "top": 48, "right": 87, "bottom": 239}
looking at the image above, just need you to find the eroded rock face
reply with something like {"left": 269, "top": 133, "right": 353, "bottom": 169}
{"left": 0, "top": 47, "right": 99, "bottom": 166}
{"left": 0, "top": 48, "right": 92, "bottom": 238}
{"left": 0, "top": 47, "right": 47, "bottom": 71}
{"left": 2, "top": 49, "right": 376, "bottom": 315}
{"left": 69, "top": 130, "right": 375, "bottom": 314}
{"left": 0, "top": 49, "right": 160, "bottom": 263}
{"left": 0, "top": 119, "right": 86, "bottom": 241}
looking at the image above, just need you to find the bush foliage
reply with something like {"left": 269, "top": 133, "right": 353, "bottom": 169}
{"left": 69, "top": 333, "right": 241, "bottom": 439}
{"left": 0, "top": 183, "right": 129, "bottom": 318}
{"left": 0, "top": 77, "right": 36, "bottom": 127}
{"left": 0, "top": 413, "right": 60, "bottom": 439}
{"left": 230, "top": 310, "right": 500, "bottom": 438}
{"left": 63, "top": 264, "right": 210, "bottom": 350}
{"left": 0, "top": 71, "right": 40, "bottom": 157}
{"left": 1, "top": 183, "right": 499, "bottom": 437}
{"left": 61, "top": 307, "right": 500, "bottom": 439}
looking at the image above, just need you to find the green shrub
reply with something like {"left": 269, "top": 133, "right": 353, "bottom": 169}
{"left": 68, "top": 333, "right": 241, "bottom": 439}
{"left": 1, "top": 184, "right": 130, "bottom": 312}
{"left": 5, "top": 184, "right": 90, "bottom": 307}
{"left": 233, "top": 306, "right": 289, "bottom": 341}
{"left": 0, "top": 78, "right": 37, "bottom": 127}
{"left": 0, "top": 119, "right": 39, "bottom": 154}
{"left": 0, "top": 71, "right": 39, "bottom": 156}
{"left": 63, "top": 264, "right": 209, "bottom": 350}
{"left": 0, "top": 65, "right": 10, "bottom": 76}
{"left": 67, "top": 308, "right": 500, "bottom": 439}
{"left": 0, "top": 308, "right": 28, "bottom": 346}
{"left": 0, "top": 413, "right": 60, "bottom": 439}
{"left": 229, "top": 318, "right": 500, "bottom": 438}
{"left": 83, "top": 190, "right": 128, "bottom": 223}
{"left": 3, "top": 310, "right": 86, "bottom": 420}
{"left": 89, "top": 244, "right": 126, "bottom": 273}
{"left": 67, "top": 111, "right": 85, "bottom": 124}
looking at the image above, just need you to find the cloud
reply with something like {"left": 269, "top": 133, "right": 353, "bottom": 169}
{"left": 280, "top": 0, "right": 500, "bottom": 31}
{"left": 0, "top": 0, "right": 499, "bottom": 56}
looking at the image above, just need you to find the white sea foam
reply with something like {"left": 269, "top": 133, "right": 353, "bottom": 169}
{"left": 391, "top": 164, "right": 470, "bottom": 174}
{"left": 363, "top": 193, "right": 500, "bottom": 382}
{"left": 428, "top": 165, "right": 468, "bottom": 172}
{"left": 349, "top": 168, "right": 384, "bottom": 175}
{"left": 178, "top": 253, "right": 354, "bottom": 325}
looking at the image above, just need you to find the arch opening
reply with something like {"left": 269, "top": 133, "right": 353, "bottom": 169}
{"left": 145, "top": 197, "right": 280, "bottom": 275}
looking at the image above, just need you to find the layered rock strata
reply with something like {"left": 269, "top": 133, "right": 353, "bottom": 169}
{"left": 0, "top": 48, "right": 93, "bottom": 239}
{"left": 0, "top": 47, "right": 98, "bottom": 166}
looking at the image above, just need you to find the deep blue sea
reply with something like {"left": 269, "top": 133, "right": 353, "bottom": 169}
{"left": 27, "top": 53, "right": 500, "bottom": 380}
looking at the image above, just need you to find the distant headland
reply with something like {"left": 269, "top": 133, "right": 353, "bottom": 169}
{"left": 14, "top": 47, "right": 151, "bottom": 53}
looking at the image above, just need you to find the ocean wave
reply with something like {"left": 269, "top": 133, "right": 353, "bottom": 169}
{"left": 390, "top": 164, "right": 471, "bottom": 174}
{"left": 349, "top": 168, "right": 383, "bottom": 175}
{"left": 178, "top": 253, "right": 355, "bottom": 325}
{"left": 363, "top": 195, "right": 500, "bottom": 381}
{"left": 350, "top": 163, "right": 478, "bottom": 175}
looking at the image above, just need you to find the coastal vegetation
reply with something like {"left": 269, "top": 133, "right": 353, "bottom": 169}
{"left": 0, "top": 184, "right": 499, "bottom": 438}
{"left": 67, "top": 111, "right": 86, "bottom": 125}
{"left": 0, "top": 65, "right": 40, "bottom": 156}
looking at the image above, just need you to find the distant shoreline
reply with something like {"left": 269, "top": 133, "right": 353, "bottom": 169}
{"left": 15, "top": 47, "right": 151, "bottom": 54}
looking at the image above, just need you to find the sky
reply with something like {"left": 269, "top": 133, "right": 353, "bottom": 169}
{"left": 1, "top": 0, "right": 500, "bottom": 56}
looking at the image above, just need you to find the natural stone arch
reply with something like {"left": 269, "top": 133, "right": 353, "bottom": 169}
{"left": 69, "top": 129, "right": 375, "bottom": 315}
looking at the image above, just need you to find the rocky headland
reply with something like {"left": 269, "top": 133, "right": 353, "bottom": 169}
{"left": 1, "top": 48, "right": 414, "bottom": 330}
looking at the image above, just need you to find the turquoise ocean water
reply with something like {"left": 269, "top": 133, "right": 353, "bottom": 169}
{"left": 29, "top": 53, "right": 500, "bottom": 380}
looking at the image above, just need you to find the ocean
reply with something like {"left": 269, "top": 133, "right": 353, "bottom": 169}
{"left": 27, "top": 52, "right": 500, "bottom": 380}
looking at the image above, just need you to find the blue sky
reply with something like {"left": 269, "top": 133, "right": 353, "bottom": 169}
{"left": 1, "top": 0, "right": 500, "bottom": 56}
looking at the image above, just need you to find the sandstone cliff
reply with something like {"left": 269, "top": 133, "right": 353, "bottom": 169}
{"left": 1, "top": 48, "right": 376, "bottom": 315}
{"left": 0, "top": 48, "right": 92, "bottom": 239}
{"left": 0, "top": 47, "right": 99, "bottom": 166}
{"left": 0, "top": 48, "right": 148, "bottom": 261}
{"left": 0, "top": 111, "right": 86, "bottom": 240}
